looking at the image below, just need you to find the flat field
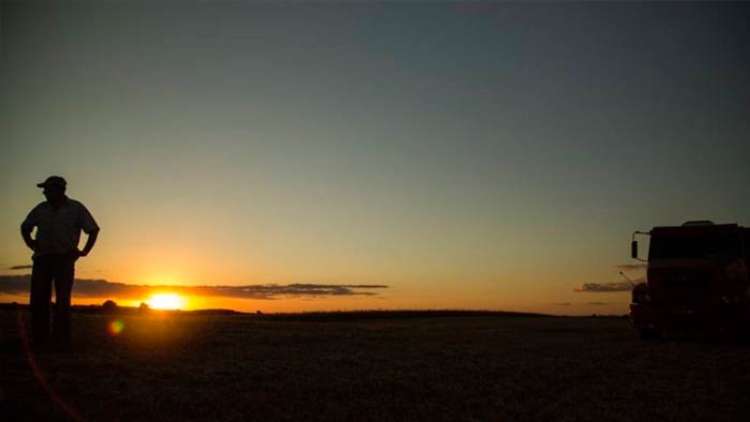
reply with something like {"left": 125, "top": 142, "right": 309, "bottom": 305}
{"left": 1, "top": 310, "right": 748, "bottom": 421}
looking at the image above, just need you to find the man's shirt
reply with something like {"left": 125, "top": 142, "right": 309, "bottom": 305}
{"left": 21, "top": 197, "right": 99, "bottom": 257}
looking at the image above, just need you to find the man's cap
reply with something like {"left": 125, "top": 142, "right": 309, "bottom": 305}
{"left": 37, "top": 176, "right": 67, "bottom": 189}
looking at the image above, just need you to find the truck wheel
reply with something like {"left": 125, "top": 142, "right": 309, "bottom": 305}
{"left": 639, "top": 327, "right": 661, "bottom": 340}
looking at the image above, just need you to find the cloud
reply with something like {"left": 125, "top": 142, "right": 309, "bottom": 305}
{"left": 616, "top": 263, "right": 647, "bottom": 271}
{"left": 8, "top": 265, "right": 33, "bottom": 270}
{"left": 552, "top": 302, "right": 572, "bottom": 306}
{"left": 0, "top": 275, "right": 387, "bottom": 300}
{"left": 571, "top": 263, "right": 647, "bottom": 293}
{"left": 574, "top": 281, "right": 634, "bottom": 293}
{"left": 586, "top": 302, "right": 609, "bottom": 306}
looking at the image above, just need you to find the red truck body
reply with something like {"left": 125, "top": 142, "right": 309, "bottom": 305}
{"left": 629, "top": 222, "right": 750, "bottom": 338}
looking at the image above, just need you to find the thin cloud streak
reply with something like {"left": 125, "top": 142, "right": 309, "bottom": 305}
{"left": 616, "top": 264, "right": 647, "bottom": 271}
{"left": 8, "top": 265, "right": 33, "bottom": 270}
{"left": 575, "top": 281, "right": 638, "bottom": 293}
{"left": 0, "top": 275, "right": 387, "bottom": 300}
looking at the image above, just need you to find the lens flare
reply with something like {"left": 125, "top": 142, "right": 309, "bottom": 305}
{"left": 108, "top": 319, "right": 125, "bottom": 335}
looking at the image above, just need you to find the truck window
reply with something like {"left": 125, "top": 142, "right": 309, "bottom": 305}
{"left": 649, "top": 232, "right": 741, "bottom": 260}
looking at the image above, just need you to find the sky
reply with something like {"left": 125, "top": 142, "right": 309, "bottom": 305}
{"left": 1, "top": 1, "right": 749, "bottom": 315}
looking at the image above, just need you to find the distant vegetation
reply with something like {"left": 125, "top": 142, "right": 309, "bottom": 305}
{"left": 0, "top": 302, "right": 630, "bottom": 319}
{"left": 0, "top": 302, "right": 551, "bottom": 318}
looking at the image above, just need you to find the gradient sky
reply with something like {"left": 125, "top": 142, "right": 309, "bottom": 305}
{"left": 1, "top": 1, "right": 749, "bottom": 314}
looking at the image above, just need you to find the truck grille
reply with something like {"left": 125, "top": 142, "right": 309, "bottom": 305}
{"left": 651, "top": 271, "right": 712, "bottom": 304}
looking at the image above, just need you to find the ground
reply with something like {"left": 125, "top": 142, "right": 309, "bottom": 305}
{"left": 1, "top": 310, "right": 748, "bottom": 421}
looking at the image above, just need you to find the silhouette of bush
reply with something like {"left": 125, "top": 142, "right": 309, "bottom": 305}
{"left": 102, "top": 300, "right": 118, "bottom": 313}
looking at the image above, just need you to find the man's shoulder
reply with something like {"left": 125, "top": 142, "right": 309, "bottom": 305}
{"left": 31, "top": 201, "right": 48, "bottom": 212}
{"left": 66, "top": 198, "right": 89, "bottom": 209}
{"left": 24, "top": 202, "right": 47, "bottom": 222}
{"left": 67, "top": 198, "right": 99, "bottom": 231}
{"left": 67, "top": 198, "right": 97, "bottom": 221}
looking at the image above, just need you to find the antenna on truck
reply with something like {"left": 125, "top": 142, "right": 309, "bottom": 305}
{"left": 619, "top": 271, "right": 636, "bottom": 287}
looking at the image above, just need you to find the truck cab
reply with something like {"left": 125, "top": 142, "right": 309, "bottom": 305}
{"left": 629, "top": 221, "right": 750, "bottom": 339}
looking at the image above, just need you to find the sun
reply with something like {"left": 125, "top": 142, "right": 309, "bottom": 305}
{"left": 147, "top": 293, "right": 185, "bottom": 310}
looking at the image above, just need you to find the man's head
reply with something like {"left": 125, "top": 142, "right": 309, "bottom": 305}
{"left": 37, "top": 176, "right": 67, "bottom": 203}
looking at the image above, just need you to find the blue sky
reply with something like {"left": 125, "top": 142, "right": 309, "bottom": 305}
{"left": 1, "top": 1, "right": 748, "bottom": 314}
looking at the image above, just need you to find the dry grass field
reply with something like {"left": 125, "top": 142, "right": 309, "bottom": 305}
{"left": 1, "top": 309, "right": 749, "bottom": 421}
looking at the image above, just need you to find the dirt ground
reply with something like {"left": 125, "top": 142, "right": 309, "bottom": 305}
{"left": 1, "top": 310, "right": 748, "bottom": 421}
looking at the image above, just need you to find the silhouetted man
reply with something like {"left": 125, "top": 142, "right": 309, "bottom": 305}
{"left": 20, "top": 176, "right": 100, "bottom": 347}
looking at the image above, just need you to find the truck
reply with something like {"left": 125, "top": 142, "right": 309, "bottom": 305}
{"left": 629, "top": 221, "right": 750, "bottom": 339}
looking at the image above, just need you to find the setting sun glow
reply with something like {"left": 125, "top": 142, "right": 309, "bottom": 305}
{"left": 147, "top": 293, "right": 185, "bottom": 310}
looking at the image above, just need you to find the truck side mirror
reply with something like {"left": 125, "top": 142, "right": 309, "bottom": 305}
{"left": 631, "top": 240, "right": 638, "bottom": 259}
